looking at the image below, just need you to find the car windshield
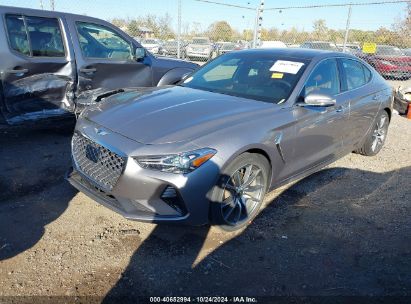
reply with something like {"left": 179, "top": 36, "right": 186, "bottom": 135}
{"left": 180, "top": 53, "right": 309, "bottom": 104}
{"left": 192, "top": 39, "right": 209, "bottom": 44}
{"left": 376, "top": 46, "right": 404, "bottom": 56}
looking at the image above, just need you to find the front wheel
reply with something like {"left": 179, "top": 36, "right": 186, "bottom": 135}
{"left": 210, "top": 153, "right": 270, "bottom": 231}
{"left": 355, "top": 111, "right": 390, "bottom": 156}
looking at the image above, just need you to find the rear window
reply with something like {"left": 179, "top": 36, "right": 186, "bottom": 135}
{"left": 5, "top": 15, "right": 65, "bottom": 57}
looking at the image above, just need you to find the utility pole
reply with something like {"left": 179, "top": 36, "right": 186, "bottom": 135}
{"left": 177, "top": 0, "right": 182, "bottom": 59}
{"left": 40, "top": 0, "right": 44, "bottom": 10}
{"left": 50, "top": 0, "right": 55, "bottom": 11}
{"left": 343, "top": 4, "right": 352, "bottom": 52}
{"left": 252, "top": 0, "right": 264, "bottom": 48}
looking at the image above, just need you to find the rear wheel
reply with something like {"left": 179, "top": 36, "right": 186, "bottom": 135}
{"left": 210, "top": 153, "right": 269, "bottom": 231}
{"left": 355, "top": 111, "right": 389, "bottom": 156}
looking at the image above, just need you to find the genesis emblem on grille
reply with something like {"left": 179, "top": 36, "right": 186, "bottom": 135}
{"left": 85, "top": 145, "right": 100, "bottom": 163}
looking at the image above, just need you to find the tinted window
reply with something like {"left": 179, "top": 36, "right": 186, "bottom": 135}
{"left": 181, "top": 53, "right": 308, "bottom": 104}
{"left": 341, "top": 59, "right": 367, "bottom": 90}
{"left": 363, "top": 65, "right": 372, "bottom": 82}
{"left": 304, "top": 59, "right": 340, "bottom": 96}
{"left": 26, "top": 16, "right": 65, "bottom": 57}
{"left": 5, "top": 15, "right": 30, "bottom": 55}
{"left": 5, "top": 15, "right": 64, "bottom": 57}
{"left": 76, "top": 22, "right": 132, "bottom": 60}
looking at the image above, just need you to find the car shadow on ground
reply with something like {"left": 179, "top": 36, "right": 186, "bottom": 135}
{"left": 104, "top": 165, "right": 411, "bottom": 302}
{"left": 0, "top": 121, "right": 77, "bottom": 260}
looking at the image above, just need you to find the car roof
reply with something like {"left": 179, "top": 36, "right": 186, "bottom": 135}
{"left": 234, "top": 48, "right": 346, "bottom": 60}
{"left": 0, "top": 5, "right": 108, "bottom": 23}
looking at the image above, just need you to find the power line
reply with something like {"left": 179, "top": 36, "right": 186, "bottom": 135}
{"left": 193, "top": 0, "right": 255, "bottom": 10}
{"left": 194, "top": 0, "right": 411, "bottom": 11}
{"left": 265, "top": 0, "right": 411, "bottom": 10}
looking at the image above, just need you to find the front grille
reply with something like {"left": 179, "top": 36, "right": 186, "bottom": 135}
{"left": 72, "top": 133, "right": 125, "bottom": 191}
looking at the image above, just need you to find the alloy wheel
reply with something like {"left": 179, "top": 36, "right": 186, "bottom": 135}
{"left": 371, "top": 114, "right": 388, "bottom": 152}
{"left": 220, "top": 164, "right": 265, "bottom": 226}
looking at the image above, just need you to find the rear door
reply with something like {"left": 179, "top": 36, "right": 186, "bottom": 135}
{"left": 0, "top": 12, "right": 75, "bottom": 123}
{"left": 65, "top": 16, "right": 152, "bottom": 95}
{"left": 338, "top": 58, "right": 383, "bottom": 148}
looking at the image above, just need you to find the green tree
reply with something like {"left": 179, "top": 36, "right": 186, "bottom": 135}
{"left": 312, "top": 19, "right": 328, "bottom": 40}
{"left": 208, "top": 21, "right": 233, "bottom": 41}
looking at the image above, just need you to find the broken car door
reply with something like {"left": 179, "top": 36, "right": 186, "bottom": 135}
{"left": 0, "top": 13, "right": 75, "bottom": 124}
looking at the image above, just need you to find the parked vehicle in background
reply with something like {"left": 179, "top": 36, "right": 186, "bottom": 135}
{"left": 403, "top": 48, "right": 411, "bottom": 56}
{"left": 140, "top": 38, "right": 163, "bottom": 55}
{"left": 160, "top": 40, "right": 188, "bottom": 58}
{"left": 260, "top": 41, "right": 287, "bottom": 49}
{"left": 216, "top": 42, "right": 237, "bottom": 55}
{"left": 300, "top": 41, "right": 339, "bottom": 51}
{"left": 68, "top": 48, "right": 393, "bottom": 230}
{"left": 0, "top": 5, "right": 198, "bottom": 127}
{"left": 186, "top": 37, "right": 216, "bottom": 61}
{"left": 362, "top": 45, "right": 411, "bottom": 79}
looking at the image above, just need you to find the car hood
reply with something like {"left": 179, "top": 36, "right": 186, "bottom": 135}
{"left": 84, "top": 86, "right": 272, "bottom": 145}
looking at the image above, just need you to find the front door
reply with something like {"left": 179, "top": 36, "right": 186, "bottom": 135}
{"left": 66, "top": 17, "right": 152, "bottom": 96}
{"left": 0, "top": 13, "right": 75, "bottom": 124}
{"left": 290, "top": 58, "right": 350, "bottom": 175}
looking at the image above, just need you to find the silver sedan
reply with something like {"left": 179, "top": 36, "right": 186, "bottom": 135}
{"left": 68, "top": 49, "right": 393, "bottom": 230}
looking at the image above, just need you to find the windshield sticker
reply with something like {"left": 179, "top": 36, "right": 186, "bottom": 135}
{"left": 270, "top": 60, "right": 304, "bottom": 74}
{"left": 271, "top": 72, "right": 284, "bottom": 79}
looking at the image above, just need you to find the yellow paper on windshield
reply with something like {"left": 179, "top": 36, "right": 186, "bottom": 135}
{"left": 271, "top": 72, "right": 284, "bottom": 79}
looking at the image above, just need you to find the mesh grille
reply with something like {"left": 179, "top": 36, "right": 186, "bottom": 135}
{"left": 72, "top": 133, "right": 125, "bottom": 191}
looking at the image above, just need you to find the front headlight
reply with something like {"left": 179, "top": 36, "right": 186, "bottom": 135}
{"left": 134, "top": 148, "right": 217, "bottom": 174}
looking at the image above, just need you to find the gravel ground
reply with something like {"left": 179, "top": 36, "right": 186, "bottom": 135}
{"left": 0, "top": 113, "right": 410, "bottom": 301}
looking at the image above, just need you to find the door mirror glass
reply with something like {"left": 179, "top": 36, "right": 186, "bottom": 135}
{"left": 134, "top": 47, "right": 146, "bottom": 60}
{"left": 302, "top": 92, "right": 336, "bottom": 107}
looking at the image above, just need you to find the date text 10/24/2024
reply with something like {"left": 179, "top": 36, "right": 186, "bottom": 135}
{"left": 149, "top": 296, "right": 258, "bottom": 303}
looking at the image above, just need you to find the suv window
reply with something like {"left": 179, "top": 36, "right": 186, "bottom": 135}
{"left": 76, "top": 22, "right": 132, "bottom": 60}
{"left": 6, "top": 15, "right": 64, "bottom": 57}
{"left": 341, "top": 59, "right": 370, "bottom": 90}
{"left": 304, "top": 59, "right": 340, "bottom": 96}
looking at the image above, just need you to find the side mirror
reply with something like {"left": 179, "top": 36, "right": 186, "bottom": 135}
{"left": 134, "top": 47, "right": 146, "bottom": 61}
{"left": 299, "top": 92, "right": 336, "bottom": 107}
{"left": 181, "top": 72, "right": 191, "bottom": 81}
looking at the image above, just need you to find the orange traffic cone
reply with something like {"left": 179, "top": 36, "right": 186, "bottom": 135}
{"left": 408, "top": 103, "right": 411, "bottom": 120}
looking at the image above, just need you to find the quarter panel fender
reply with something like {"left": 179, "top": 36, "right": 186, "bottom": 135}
{"left": 156, "top": 68, "right": 194, "bottom": 86}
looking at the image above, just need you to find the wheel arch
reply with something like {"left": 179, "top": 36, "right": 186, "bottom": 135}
{"left": 219, "top": 144, "right": 281, "bottom": 189}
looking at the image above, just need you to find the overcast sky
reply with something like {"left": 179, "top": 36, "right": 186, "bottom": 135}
{"left": 2, "top": 0, "right": 408, "bottom": 32}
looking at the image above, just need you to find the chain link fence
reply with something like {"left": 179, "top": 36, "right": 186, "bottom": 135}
{"left": 4, "top": 0, "right": 411, "bottom": 79}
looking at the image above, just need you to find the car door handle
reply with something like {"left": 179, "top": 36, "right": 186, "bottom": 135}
{"left": 7, "top": 68, "right": 29, "bottom": 75}
{"left": 80, "top": 67, "right": 97, "bottom": 73}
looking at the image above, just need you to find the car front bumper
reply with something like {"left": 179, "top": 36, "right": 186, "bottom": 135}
{"left": 186, "top": 51, "right": 210, "bottom": 58}
{"left": 67, "top": 122, "right": 220, "bottom": 225}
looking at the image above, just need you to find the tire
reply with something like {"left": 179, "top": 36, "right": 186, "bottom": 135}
{"left": 210, "top": 153, "right": 270, "bottom": 231}
{"left": 355, "top": 111, "right": 390, "bottom": 156}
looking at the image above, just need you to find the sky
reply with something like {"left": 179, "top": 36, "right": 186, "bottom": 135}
{"left": 1, "top": 0, "right": 408, "bottom": 32}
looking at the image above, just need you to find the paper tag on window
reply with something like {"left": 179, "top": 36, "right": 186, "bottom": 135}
{"left": 270, "top": 60, "right": 304, "bottom": 74}
{"left": 271, "top": 72, "right": 284, "bottom": 79}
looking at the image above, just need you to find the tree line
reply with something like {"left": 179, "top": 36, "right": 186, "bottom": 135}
{"left": 111, "top": 5, "right": 411, "bottom": 48}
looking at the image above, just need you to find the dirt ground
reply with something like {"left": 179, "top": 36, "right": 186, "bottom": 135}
{"left": 0, "top": 111, "right": 410, "bottom": 302}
